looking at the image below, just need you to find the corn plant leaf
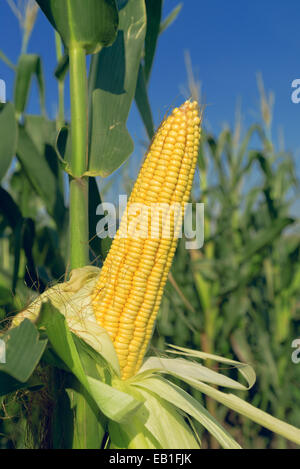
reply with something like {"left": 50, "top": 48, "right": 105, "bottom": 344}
{"left": 238, "top": 216, "right": 294, "bottom": 263}
{"left": 50, "top": 381, "right": 74, "bottom": 449}
{"left": 14, "top": 54, "right": 45, "bottom": 116}
{"left": 73, "top": 334, "right": 137, "bottom": 426}
{"left": 66, "top": 384, "right": 106, "bottom": 449}
{"left": 9, "top": 222, "right": 38, "bottom": 297}
{"left": 160, "top": 3, "right": 183, "bottom": 35}
{"left": 109, "top": 413, "right": 160, "bottom": 449}
{"left": 88, "top": 176, "right": 112, "bottom": 260}
{"left": 56, "top": 125, "right": 73, "bottom": 174}
{"left": 37, "top": 301, "right": 90, "bottom": 385}
{"left": 179, "top": 376, "right": 300, "bottom": 446}
{"left": 11, "top": 219, "right": 23, "bottom": 294}
{"left": 134, "top": 0, "right": 162, "bottom": 138}
{"left": 0, "top": 187, "right": 22, "bottom": 230}
{"left": 0, "top": 188, "right": 22, "bottom": 293}
{"left": 0, "top": 266, "right": 34, "bottom": 307}
{"left": 134, "top": 64, "right": 154, "bottom": 140}
{"left": 0, "top": 49, "right": 16, "bottom": 70}
{"left": 138, "top": 356, "right": 253, "bottom": 391}
{"left": 73, "top": 338, "right": 134, "bottom": 425}
{"left": 165, "top": 344, "right": 256, "bottom": 388}
{"left": 24, "top": 115, "right": 57, "bottom": 155}
{"left": 0, "top": 286, "right": 13, "bottom": 307}
{"left": 234, "top": 124, "right": 261, "bottom": 175}
{"left": 38, "top": 304, "right": 120, "bottom": 428}
{"left": 0, "top": 319, "right": 47, "bottom": 384}
{"left": 12, "top": 266, "right": 120, "bottom": 376}
{"left": 87, "top": 376, "right": 142, "bottom": 423}
{"left": 144, "top": 0, "right": 162, "bottom": 83}
{"left": 0, "top": 185, "right": 57, "bottom": 292}
{"left": 88, "top": 0, "right": 146, "bottom": 177}
{"left": 37, "top": 301, "right": 139, "bottom": 421}
{"left": 207, "top": 129, "right": 231, "bottom": 192}
{"left": 23, "top": 115, "right": 64, "bottom": 195}
{"left": 134, "top": 375, "right": 241, "bottom": 449}
{"left": 0, "top": 102, "right": 18, "bottom": 181}
{"left": 16, "top": 124, "right": 65, "bottom": 226}
{"left": 0, "top": 373, "right": 43, "bottom": 397}
{"left": 36, "top": 303, "right": 109, "bottom": 434}
{"left": 231, "top": 329, "right": 254, "bottom": 365}
{"left": 36, "top": 0, "right": 119, "bottom": 54}
{"left": 54, "top": 52, "right": 69, "bottom": 81}
{"left": 88, "top": 177, "right": 102, "bottom": 264}
{"left": 121, "top": 381, "right": 200, "bottom": 449}
{"left": 71, "top": 320, "right": 121, "bottom": 377}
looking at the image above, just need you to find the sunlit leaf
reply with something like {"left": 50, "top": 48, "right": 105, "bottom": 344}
{"left": 160, "top": 3, "right": 183, "bottom": 35}
{"left": 134, "top": 375, "right": 240, "bottom": 449}
{"left": 88, "top": 0, "right": 146, "bottom": 177}
{"left": 14, "top": 54, "right": 45, "bottom": 116}
{"left": 181, "top": 377, "right": 300, "bottom": 446}
{"left": 36, "top": 0, "right": 119, "bottom": 54}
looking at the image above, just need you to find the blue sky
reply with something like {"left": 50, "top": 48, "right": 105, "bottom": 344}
{"left": 0, "top": 0, "right": 300, "bottom": 176}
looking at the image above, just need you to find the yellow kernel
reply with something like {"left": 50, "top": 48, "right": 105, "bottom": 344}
{"left": 92, "top": 100, "right": 202, "bottom": 378}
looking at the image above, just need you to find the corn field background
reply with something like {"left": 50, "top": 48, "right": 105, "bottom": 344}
{"left": 0, "top": 0, "right": 299, "bottom": 449}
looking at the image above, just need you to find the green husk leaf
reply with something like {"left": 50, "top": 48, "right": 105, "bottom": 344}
{"left": 109, "top": 376, "right": 199, "bottom": 449}
{"left": 165, "top": 344, "right": 256, "bottom": 389}
{"left": 109, "top": 415, "right": 159, "bottom": 449}
{"left": 66, "top": 385, "right": 106, "bottom": 449}
{"left": 87, "top": 376, "right": 143, "bottom": 423}
{"left": 37, "top": 301, "right": 89, "bottom": 386}
{"left": 36, "top": 301, "right": 139, "bottom": 422}
{"left": 138, "top": 356, "right": 253, "bottom": 391}
{"left": 178, "top": 376, "right": 300, "bottom": 446}
{"left": 134, "top": 375, "right": 241, "bottom": 449}
{"left": 14, "top": 267, "right": 120, "bottom": 376}
{"left": 131, "top": 383, "right": 200, "bottom": 449}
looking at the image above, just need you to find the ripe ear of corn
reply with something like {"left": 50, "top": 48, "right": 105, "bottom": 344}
{"left": 92, "top": 100, "right": 202, "bottom": 379}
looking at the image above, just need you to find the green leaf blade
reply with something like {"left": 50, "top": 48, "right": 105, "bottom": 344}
{"left": 36, "top": 0, "right": 119, "bottom": 54}
{"left": 0, "top": 102, "right": 18, "bottom": 182}
{"left": 14, "top": 54, "right": 45, "bottom": 116}
{"left": 0, "top": 319, "right": 47, "bottom": 384}
{"left": 88, "top": 0, "right": 146, "bottom": 177}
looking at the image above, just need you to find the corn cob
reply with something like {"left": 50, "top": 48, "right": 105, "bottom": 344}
{"left": 92, "top": 100, "right": 202, "bottom": 379}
